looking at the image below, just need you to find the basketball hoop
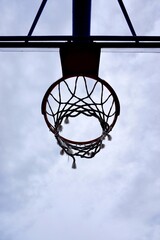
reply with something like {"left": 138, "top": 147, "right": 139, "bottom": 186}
{"left": 41, "top": 0, "right": 120, "bottom": 169}
{"left": 41, "top": 75, "right": 120, "bottom": 168}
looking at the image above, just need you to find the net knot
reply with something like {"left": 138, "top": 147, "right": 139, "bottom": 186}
{"left": 72, "top": 157, "right": 77, "bottom": 169}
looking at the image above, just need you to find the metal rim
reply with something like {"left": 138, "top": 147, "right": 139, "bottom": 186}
{"left": 41, "top": 75, "right": 120, "bottom": 145}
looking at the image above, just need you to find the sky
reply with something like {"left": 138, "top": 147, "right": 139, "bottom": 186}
{"left": 0, "top": 0, "right": 160, "bottom": 240}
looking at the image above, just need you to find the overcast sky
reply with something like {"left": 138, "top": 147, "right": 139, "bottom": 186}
{"left": 0, "top": 1, "right": 160, "bottom": 240}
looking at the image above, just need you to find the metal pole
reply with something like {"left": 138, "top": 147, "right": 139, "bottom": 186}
{"left": 72, "top": 0, "right": 91, "bottom": 38}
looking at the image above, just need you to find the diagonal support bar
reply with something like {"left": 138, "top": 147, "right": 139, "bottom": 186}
{"left": 27, "top": 0, "right": 48, "bottom": 37}
{"left": 117, "top": 0, "right": 137, "bottom": 37}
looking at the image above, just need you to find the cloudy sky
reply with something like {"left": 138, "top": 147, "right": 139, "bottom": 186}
{"left": 0, "top": 0, "right": 160, "bottom": 239}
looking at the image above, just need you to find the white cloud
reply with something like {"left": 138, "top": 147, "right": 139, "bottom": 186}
{"left": 0, "top": 1, "right": 160, "bottom": 240}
